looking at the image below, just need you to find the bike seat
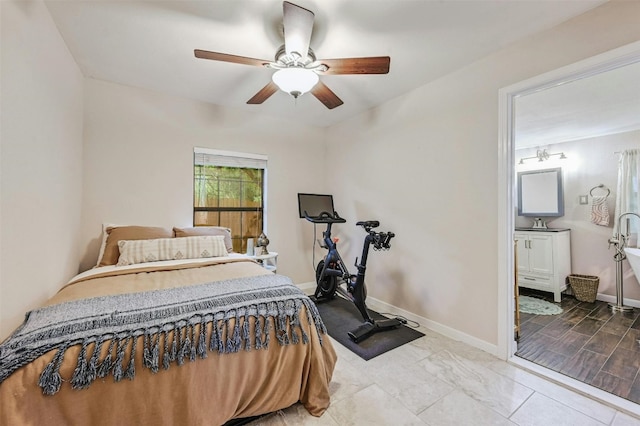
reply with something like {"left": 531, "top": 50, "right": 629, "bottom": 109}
{"left": 356, "top": 221, "right": 379, "bottom": 229}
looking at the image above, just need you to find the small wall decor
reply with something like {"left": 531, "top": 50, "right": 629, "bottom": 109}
{"left": 257, "top": 232, "right": 270, "bottom": 254}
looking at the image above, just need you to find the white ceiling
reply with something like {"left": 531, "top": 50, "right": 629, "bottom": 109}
{"left": 45, "top": 0, "right": 608, "bottom": 128}
{"left": 515, "top": 60, "right": 640, "bottom": 149}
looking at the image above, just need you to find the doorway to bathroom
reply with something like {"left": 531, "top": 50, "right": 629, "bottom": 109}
{"left": 498, "top": 40, "right": 640, "bottom": 410}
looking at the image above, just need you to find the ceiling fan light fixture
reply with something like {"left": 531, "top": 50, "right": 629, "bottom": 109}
{"left": 195, "top": 2, "right": 389, "bottom": 108}
{"left": 271, "top": 67, "right": 319, "bottom": 98}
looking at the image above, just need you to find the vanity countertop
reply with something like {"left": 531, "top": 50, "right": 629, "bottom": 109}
{"left": 515, "top": 227, "right": 571, "bottom": 232}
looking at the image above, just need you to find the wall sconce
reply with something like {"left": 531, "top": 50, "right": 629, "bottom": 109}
{"left": 518, "top": 149, "right": 567, "bottom": 165}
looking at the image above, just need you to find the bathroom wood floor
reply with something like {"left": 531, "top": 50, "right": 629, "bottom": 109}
{"left": 516, "top": 288, "right": 640, "bottom": 404}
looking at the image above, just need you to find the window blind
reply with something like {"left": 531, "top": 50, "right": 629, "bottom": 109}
{"left": 194, "top": 147, "right": 267, "bottom": 169}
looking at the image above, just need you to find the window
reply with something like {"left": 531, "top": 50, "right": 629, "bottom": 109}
{"left": 194, "top": 148, "right": 267, "bottom": 253}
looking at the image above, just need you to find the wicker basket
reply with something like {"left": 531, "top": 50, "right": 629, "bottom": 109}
{"left": 568, "top": 274, "right": 599, "bottom": 303}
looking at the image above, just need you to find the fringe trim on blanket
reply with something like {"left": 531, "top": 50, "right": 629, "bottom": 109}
{"left": 33, "top": 298, "right": 324, "bottom": 395}
{"left": 0, "top": 275, "right": 328, "bottom": 395}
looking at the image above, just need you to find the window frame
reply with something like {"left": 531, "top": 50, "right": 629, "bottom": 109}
{"left": 193, "top": 148, "right": 268, "bottom": 252}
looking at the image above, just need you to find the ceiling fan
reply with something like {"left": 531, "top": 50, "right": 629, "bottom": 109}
{"left": 194, "top": 1, "right": 390, "bottom": 109}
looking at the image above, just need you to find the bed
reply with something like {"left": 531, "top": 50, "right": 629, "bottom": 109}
{"left": 0, "top": 225, "right": 336, "bottom": 425}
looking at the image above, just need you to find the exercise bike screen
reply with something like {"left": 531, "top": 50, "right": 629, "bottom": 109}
{"left": 297, "top": 193, "right": 335, "bottom": 218}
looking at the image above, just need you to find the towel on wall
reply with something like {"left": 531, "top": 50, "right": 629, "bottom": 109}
{"left": 590, "top": 195, "right": 610, "bottom": 226}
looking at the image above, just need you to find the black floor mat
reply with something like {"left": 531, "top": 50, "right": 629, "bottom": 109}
{"left": 314, "top": 296, "right": 424, "bottom": 360}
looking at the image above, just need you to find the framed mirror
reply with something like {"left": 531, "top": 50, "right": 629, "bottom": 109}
{"left": 517, "top": 167, "right": 564, "bottom": 217}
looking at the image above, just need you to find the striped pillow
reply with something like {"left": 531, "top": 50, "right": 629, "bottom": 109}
{"left": 116, "top": 236, "right": 227, "bottom": 266}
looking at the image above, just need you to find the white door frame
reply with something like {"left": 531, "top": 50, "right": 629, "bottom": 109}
{"left": 497, "top": 40, "right": 640, "bottom": 360}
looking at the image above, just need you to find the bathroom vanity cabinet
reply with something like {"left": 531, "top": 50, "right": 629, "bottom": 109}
{"left": 514, "top": 229, "right": 571, "bottom": 302}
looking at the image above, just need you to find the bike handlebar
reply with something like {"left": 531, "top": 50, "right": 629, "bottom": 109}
{"left": 303, "top": 211, "right": 394, "bottom": 250}
{"left": 372, "top": 231, "right": 395, "bottom": 250}
{"left": 303, "top": 210, "right": 346, "bottom": 224}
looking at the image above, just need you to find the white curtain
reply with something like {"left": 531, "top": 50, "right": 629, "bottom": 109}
{"left": 614, "top": 149, "right": 640, "bottom": 241}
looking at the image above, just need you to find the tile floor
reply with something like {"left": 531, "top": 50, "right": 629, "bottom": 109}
{"left": 247, "top": 324, "right": 640, "bottom": 425}
{"left": 516, "top": 289, "right": 640, "bottom": 404}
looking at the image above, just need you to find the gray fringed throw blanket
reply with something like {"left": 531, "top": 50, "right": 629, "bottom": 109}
{"left": 0, "top": 274, "right": 326, "bottom": 395}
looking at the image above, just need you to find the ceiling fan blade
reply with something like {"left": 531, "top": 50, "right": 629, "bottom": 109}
{"left": 283, "top": 1, "right": 314, "bottom": 61}
{"left": 311, "top": 81, "right": 343, "bottom": 109}
{"left": 247, "top": 81, "right": 279, "bottom": 104}
{"left": 194, "top": 49, "right": 270, "bottom": 67}
{"left": 318, "top": 57, "right": 391, "bottom": 75}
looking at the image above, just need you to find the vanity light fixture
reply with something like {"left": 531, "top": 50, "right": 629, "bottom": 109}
{"left": 518, "top": 149, "right": 567, "bottom": 165}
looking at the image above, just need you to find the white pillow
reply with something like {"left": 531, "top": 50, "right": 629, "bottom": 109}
{"left": 116, "top": 235, "right": 227, "bottom": 266}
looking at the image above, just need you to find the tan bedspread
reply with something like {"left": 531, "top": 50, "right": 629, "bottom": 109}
{"left": 0, "top": 258, "right": 336, "bottom": 425}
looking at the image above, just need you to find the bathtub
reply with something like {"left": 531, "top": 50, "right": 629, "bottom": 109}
{"left": 624, "top": 247, "right": 640, "bottom": 282}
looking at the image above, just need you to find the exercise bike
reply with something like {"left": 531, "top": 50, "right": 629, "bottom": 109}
{"left": 303, "top": 210, "right": 402, "bottom": 343}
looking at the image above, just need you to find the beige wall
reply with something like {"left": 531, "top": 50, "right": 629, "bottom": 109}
{"left": 325, "top": 0, "right": 640, "bottom": 347}
{"left": 0, "top": 1, "right": 84, "bottom": 338}
{"left": 80, "top": 79, "right": 327, "bottom": 283}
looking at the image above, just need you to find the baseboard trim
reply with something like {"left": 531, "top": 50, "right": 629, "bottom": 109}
{"left": 308, "top": 290, "right": 640, "bottom": 357}
{"left": 596, "top": 293, "right": 640, "bottom": 308}
{"left": 296, "top": 280, "right": 498, "bottom": 357}
{"left": 365, "top": 296, "right": 499, "bottom": 357}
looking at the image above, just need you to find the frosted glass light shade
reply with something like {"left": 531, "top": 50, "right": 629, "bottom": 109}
{"left": 271, "top": 68, "right": 319, "bottom": 98}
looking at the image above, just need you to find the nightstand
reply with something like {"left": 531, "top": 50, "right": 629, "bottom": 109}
{"left": 246, "top": 251, "right": 278, "bottom": 273}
